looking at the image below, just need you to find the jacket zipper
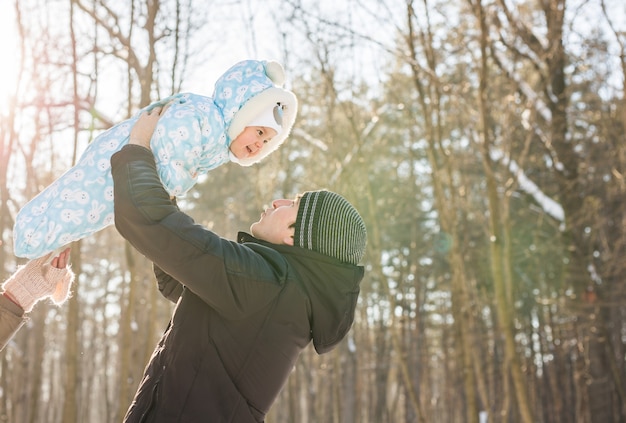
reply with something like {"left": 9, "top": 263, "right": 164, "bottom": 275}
{"left": 138, "top": 366, "right": 165, "bottom": 423}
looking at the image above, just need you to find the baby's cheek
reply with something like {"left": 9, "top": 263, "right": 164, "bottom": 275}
{"left": 229, "top": 147, "right": 238, "bottom": 158}
{"left": 228, "top": 138, "right": 238, "bottom": 154}
{"left": 229, "top": 140, "right": 244, "bottom": 158}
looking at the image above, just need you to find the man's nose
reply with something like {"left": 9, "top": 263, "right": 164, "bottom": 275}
{"left": 272, "top": 199, "right": 289, "bottom": 208}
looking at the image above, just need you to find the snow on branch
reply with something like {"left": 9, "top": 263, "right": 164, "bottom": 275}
{"left": 490, "top": 148, "right": 564, "bottom": 222}
{"left": 492, "top": 49, "right": 552, "bottom": 122}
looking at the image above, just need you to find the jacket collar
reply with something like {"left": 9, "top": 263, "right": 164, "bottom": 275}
{"left": 237, "top": 231, "right": 260, "bottom": 244}
{"left": 237, "top": 232, "right": 364, "bottom": 354}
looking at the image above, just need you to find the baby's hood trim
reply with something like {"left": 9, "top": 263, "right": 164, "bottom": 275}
{"left": 227, "top": 61, "right": 298, "bottom": 166}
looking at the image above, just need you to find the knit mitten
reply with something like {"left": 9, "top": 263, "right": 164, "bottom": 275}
{"left": 2, "top": 254, "right": 75, "bottom": 312}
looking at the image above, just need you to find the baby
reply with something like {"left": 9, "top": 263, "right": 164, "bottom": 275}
{"left": 13, "top": 59, "right": 297, "bottom": 259}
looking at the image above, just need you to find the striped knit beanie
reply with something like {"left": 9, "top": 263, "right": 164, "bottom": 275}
{"left": 294, "top": 190, "right": 367, "bottom": 265}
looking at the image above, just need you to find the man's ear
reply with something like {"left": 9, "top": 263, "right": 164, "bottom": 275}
{"left": 283, "top": 235, "right": 294, "bottom": 246}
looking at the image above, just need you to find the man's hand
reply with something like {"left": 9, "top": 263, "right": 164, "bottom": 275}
{"left": 129, "top": 106, "right": 167, "bottom": 150}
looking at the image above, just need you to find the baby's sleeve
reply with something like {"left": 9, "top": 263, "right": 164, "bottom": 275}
{"left": 150, "top": 96, "right": 230, "bottom": 197}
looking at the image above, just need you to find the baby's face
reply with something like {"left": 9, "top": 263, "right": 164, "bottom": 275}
{"left": 230, "top": 126, "right": 278, "bottom": 159}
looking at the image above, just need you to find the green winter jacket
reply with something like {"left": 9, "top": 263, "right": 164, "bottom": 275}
{"left": 112, "top": 145, "right": 364, "bottom": 422}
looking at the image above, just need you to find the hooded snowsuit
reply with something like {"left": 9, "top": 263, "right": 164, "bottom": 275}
{"left": 111, "top": 144, "right": 364, "bottom": 422}
{"left": 13, "top": 59, "right": 297, "bottom": 259}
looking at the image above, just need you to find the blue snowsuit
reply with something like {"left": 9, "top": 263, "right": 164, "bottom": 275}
{"left": 13, "top": 59, "right": 297, "bottom": 259}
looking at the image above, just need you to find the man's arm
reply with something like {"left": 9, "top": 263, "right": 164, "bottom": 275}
{"left": 111, "top": 145, "right": 284, "bottom": 317}
{"left": 111, "top": 143, "right": 284, "bottom": 319}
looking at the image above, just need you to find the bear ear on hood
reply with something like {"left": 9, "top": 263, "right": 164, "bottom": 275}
{"left": 264, "top": 61, "right": 286, "bottom": 87}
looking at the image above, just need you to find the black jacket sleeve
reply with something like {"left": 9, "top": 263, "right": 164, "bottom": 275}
{"left": 111, "top": 145, "right": 285, "bottom": 319}
{"left": 153, "top": 264, "right": 184, "bottom": 303}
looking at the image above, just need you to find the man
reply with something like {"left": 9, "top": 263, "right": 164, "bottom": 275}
{"left": 0, "top": 244, "right": 74, "bottom": 351}
{"left": 111, "top": 108, "right": 367, "bottom": 422}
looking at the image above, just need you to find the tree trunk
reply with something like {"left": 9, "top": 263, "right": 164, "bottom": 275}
{"left": 474, "top": 0, "right": 534, "bottom": 421}
{"left": 118, "top": 242, "right": 137, "bottom": 421}
{"left": 62, "top": 246, "right": 81, "bottom": 423}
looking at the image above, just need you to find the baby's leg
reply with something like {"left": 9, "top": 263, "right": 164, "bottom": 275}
{"left": 13, "top": 117, "right": 137, "bottom": 258}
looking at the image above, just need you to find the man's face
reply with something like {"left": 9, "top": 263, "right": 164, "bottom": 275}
{"left": 249, "top": 197, "right": 300, "bottom": 245}
{"left": 229, "top": 126, "right": 278, "bottom": 159}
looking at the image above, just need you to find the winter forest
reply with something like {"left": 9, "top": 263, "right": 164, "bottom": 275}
{"left": 0, "top": 0, "right": 625, "bottom": 422}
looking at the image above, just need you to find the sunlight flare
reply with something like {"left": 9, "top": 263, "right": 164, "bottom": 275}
{"left": 0, "top": 4, "right": 18, "bottom": 115}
